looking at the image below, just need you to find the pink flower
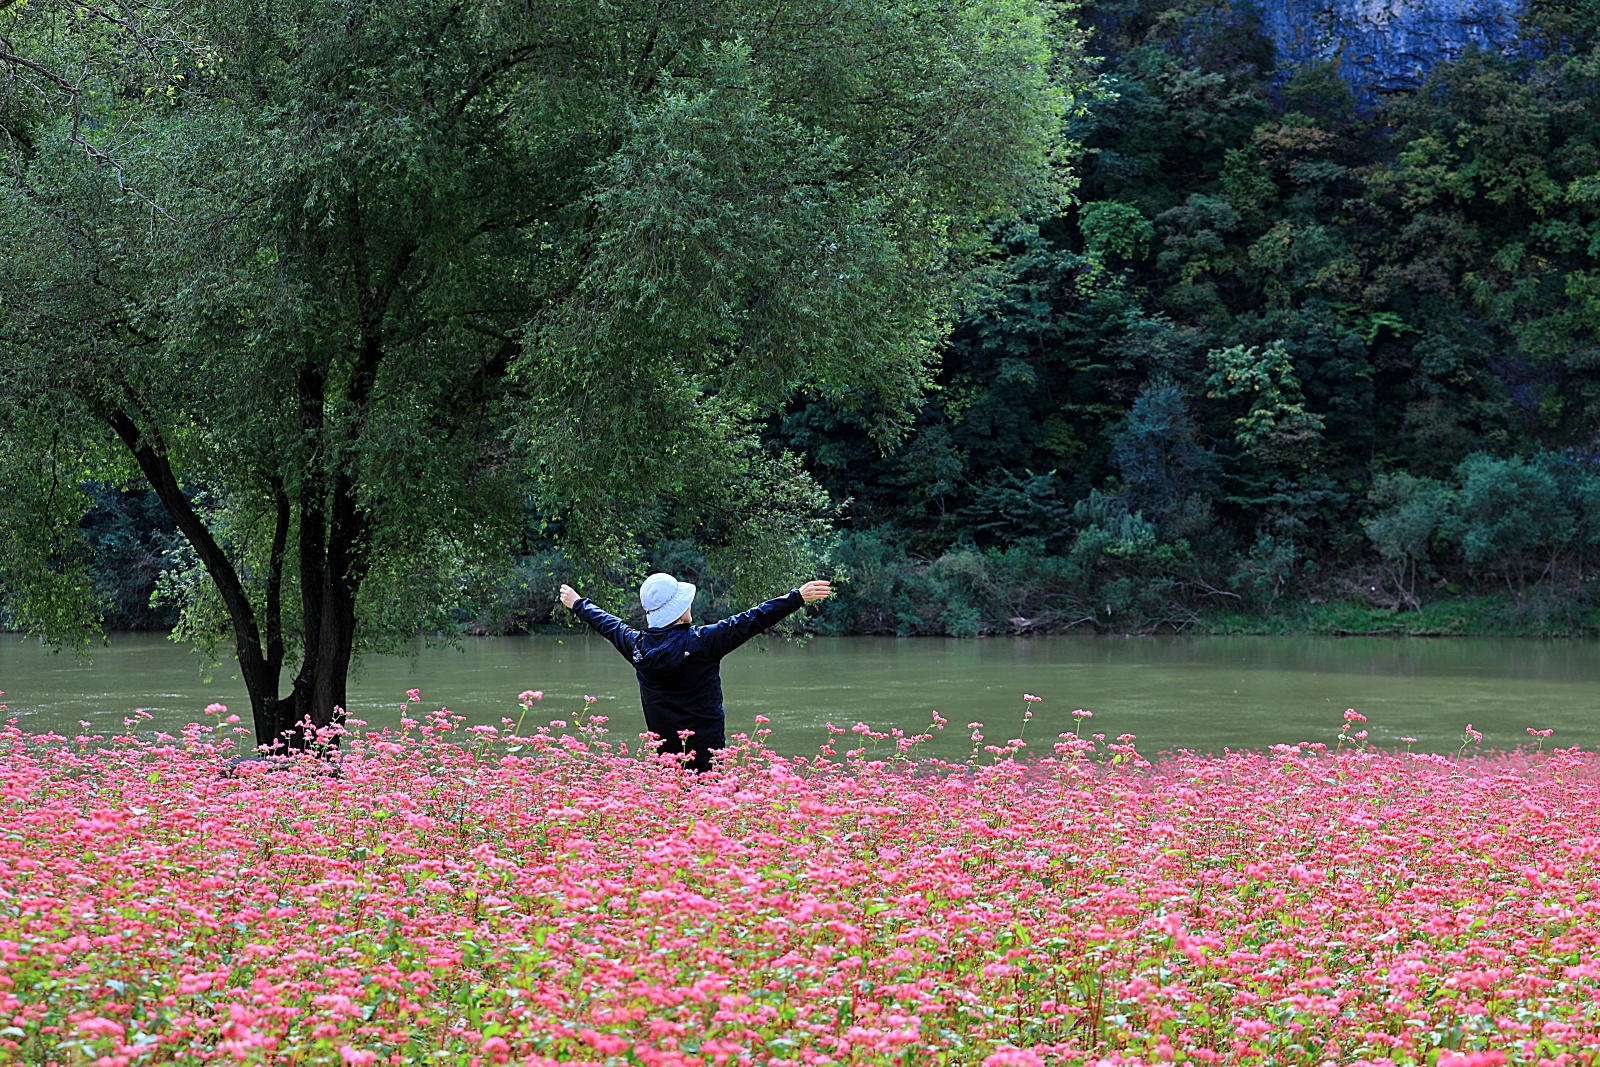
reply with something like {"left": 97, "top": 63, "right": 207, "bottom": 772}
{"left": 580, "top": 1028, "right": 629, "bottom": 1054}
{"left": 204, "top": 703, "right": 227, "bottom": 715}
{"left": 1072, "top": 709, "right": 1093, "bottom": 719}
{"left": 1436, "top": 1053, "right": 1507, "bottom": 1067}
{"left": 1022, "top": 693, "right": 1042, "bottom": 702}
{"left": 584, "top": 694, "right": 597, "bottom": 704}
{"left": 983, "top": 1050, "right": 1044, "bottom": 1067}
{"left": 14, "top": 691, "right": 1600, "bottom": 1062}
{"left": 1344, "top": 708, "right": 1367, "bottom": 722}
{"left": 406, "top": 688, "right": 421, "bottom": 702}
{"left": 518, "top": 690, "right": 543, "bottom": 703}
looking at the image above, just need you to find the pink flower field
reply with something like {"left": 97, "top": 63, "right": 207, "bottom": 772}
{"left": 3, "top": 701, "right": 1599, "bottom": 1066}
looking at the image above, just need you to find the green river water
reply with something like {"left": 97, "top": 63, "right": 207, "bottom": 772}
{"left": 3, "top": 632, "right": 1598, "bottom": 759}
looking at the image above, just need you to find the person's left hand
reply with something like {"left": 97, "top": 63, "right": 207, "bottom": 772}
{"left": 799, "top": 580, "right": 833, "bottom": 603}
{"left": 559, "top": 584, "right": 580, "bottom": 609}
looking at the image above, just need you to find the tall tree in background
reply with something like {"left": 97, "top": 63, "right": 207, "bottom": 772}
{"left": 0, "top": 0, "right": 1077, "bottom": 745}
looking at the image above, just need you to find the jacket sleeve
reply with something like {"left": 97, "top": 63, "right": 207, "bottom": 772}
{"left": 698, "top": 590, "right": 805, "bottom": 659}
{"left": 571, "top": 599, "right": 640, "bottom": 662}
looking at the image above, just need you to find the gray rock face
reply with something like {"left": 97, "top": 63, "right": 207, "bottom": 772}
{"left": 1259, "top": 0, "right": 1528, "bottom": 93}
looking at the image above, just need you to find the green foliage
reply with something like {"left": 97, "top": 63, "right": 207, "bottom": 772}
{"left": 1442, "top": 453, "right": 1600, "bottom": 598}
{"left": 1281, "top": 62, "right": 1357, "bottom": 124}
{"left": 0, "top": 0, "right": 1080, "bottom": 731}
{"left": 80, "top": 488, "right": 182, "bottom": 630}
{"left": 778, "top": 0, "right": 1600, "bottom": 635}
{"left": 1079, "top": 201, "right": 1155, "bottom": 261}
{"left": 1112, "top": 378, "right": 1219, "bottom": 527}
{"left": 1230, "top": 533, "right": 1299, "bottom": 612}
{"left": 0, "top": 413, "right": 101, "bottom": 649}
{"left": 1363, "top": 473, "right": 1451, "bottom": 609}
{"left": 1206, "top": 341, "right": 1326, "bottom": 466}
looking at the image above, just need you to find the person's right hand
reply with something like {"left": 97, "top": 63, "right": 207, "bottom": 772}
{"left": 559, "top": 584, "right": 580, "bottom": 609}
{"left": 799, "top": 580, "right": 833, "bottom": 603}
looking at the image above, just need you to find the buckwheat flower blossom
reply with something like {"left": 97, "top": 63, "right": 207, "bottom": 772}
{"left": 518, "top": 690, "right": 543, "bottom": 703}
{"left": 7, "top": 703, "right": 1600, "bottom": 1063}
{"left": 1023, "top": 693, "right": 1042, "bottom": 703}
{"left": 406, "top": 688, "right": 420, "bottom": 702}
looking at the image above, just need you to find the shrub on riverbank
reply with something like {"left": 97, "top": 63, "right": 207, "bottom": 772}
{"left": 3, "top": 707, "right": 1599, "bottom": 1065}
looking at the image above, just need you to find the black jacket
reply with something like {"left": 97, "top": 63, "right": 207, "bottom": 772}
{"left": 570, "top": 590, "right": 805, "bottom": 770}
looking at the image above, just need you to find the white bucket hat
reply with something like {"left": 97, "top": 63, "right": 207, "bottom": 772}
{"left": 639, "top": 572, "right": 696, "bottom": 628}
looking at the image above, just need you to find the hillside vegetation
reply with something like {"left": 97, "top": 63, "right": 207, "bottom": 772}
{"left": 774, "top": 0, "right": 1600, "bottom": 636}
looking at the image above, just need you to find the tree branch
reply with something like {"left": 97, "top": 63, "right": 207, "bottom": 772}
{"left": 102, "top": 406, "right": 273, "bottom": 700}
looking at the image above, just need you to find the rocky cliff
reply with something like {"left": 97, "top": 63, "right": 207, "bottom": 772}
{"left": 1258, "top": 0, "right": 1528, "bottom": 93}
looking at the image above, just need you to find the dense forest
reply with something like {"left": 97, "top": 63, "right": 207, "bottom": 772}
{"left": 15, "top": 0, "right": 1600, "bottom": 639}
{"left": 787, "top": 0, "right": 1600, "bottom": 637}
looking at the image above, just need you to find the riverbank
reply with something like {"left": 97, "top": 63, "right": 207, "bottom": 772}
{"left": 1192, "top": 595, "right": 1600, "bottom": 639}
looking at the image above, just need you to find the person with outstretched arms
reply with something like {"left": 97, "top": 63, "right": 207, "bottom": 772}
{"left": 559, "top": 574, "right": 833, "bottom": 772}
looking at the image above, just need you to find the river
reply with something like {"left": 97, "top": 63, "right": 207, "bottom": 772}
{"left": 1, "top": 632, "right": 1596, "bottom": 759}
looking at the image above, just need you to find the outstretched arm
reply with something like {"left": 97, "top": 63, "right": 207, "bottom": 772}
{"left": 700, "top": 581, "right": 832, "bottom": 659}
{"left": 560, "top": 584, "right": 639, "bottom": 662}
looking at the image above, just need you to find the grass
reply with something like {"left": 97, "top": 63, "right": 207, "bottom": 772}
{"left": 1194, "top": 594, "right": 1600, "bottom": 638}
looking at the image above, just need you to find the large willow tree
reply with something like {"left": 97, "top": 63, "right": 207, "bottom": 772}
{"left": 0, "top": 0, "right": 1077, "bottom": 747}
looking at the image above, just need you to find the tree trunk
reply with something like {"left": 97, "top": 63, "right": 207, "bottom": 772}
{"left": 107, "top": 401, "right": 369, "bottom": 754}
{"left": 105, "top": 407, "right": 286, "bottom": 740}
{"left": 254, "top": 616, "right": 355, "bottom": 750}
